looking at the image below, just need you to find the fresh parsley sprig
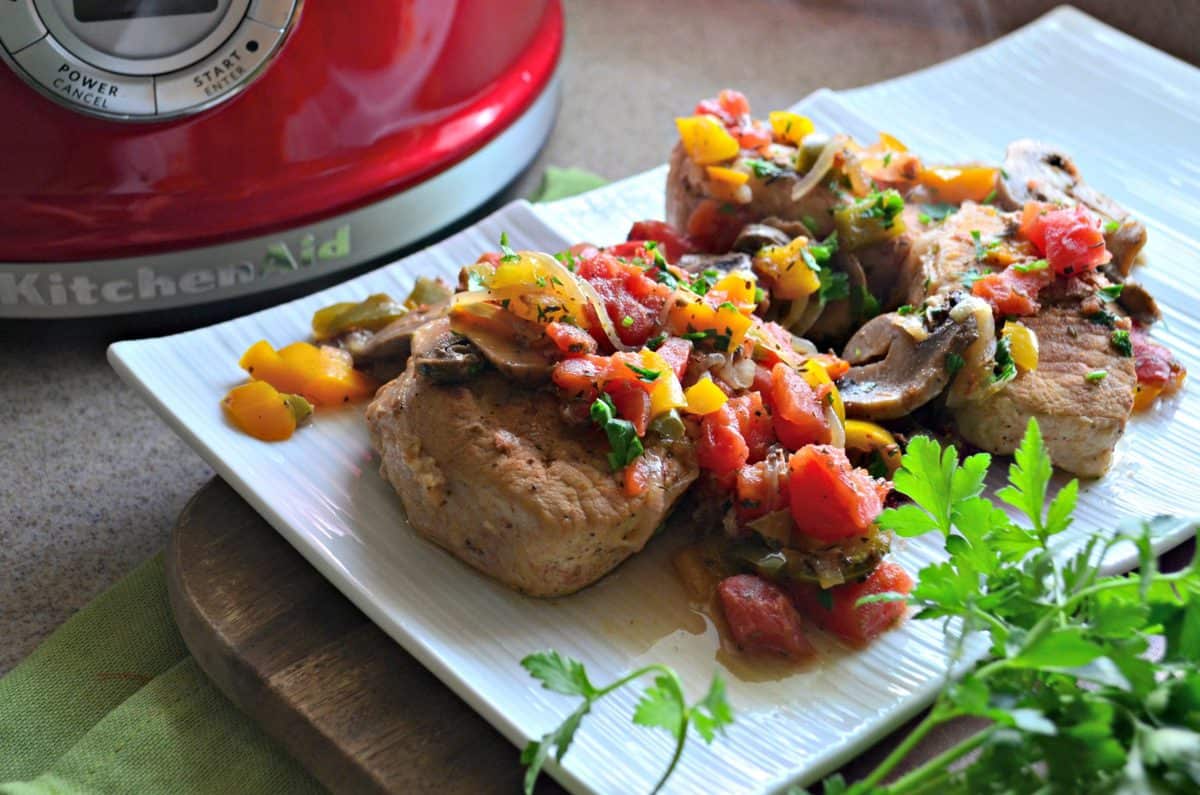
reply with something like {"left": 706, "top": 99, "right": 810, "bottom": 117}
{"left": 519, "top": 651, "right": 733, "bottom": 794}
{"left": 800, "top": 418, "right": 1200, "bottom": 794}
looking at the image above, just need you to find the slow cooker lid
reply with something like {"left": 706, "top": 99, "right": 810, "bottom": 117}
{"left": 0, "top": 0, "right": 562, "bottom": 262}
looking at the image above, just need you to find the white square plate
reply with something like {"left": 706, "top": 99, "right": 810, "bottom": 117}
{"left": 111, "top": 8, "right": 1200, "bottom": 793}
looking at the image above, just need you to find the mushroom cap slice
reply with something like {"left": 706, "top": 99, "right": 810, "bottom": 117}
{"left": 732, "top": 223, "right": 793, "bottom": 254}
{"left": 410, "top": 317, "right": 486, "bottom": 384}
{"left": 838, "top": 312, "right": 979, "bottom": 420}
{"left": 677, "top": 251, "right": 753, "bottom": 275}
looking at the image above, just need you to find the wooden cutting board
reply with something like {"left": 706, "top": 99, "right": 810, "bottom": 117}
{"left": 168, "top": 476, "right": 1061, "bottom": 794}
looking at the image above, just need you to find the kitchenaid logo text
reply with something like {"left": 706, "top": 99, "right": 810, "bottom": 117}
{"left": 1, "top": 226, "right": 351, "bottom": 308}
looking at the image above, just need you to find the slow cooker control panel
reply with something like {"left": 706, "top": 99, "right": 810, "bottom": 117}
{"left": 0, "top": 0, "right": 297, "bottom": 120}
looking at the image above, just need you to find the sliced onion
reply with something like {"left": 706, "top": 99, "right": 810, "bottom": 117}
{"left": 527, "top": 251, "right": 636, "bottom": 352}
{"left": 812, "top": 555, "right": 846, "bottom": 589}
{"left": 790, "top": 134, "right": 846, "bottom": 202}
{"left": 946, "top": 295, "right": 998, "bottom": 407}
{"left": 747, "top": 510, "right": 793, "bottom": 546}
{"left": 825, "top": 403, "right": 846, "bottom": 448}
{"left": 717, "top": 355, "right": 757, "bottom": 390}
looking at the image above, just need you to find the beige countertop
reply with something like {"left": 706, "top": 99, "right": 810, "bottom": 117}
{"left": 1, "top": 0, "right": 1195, "bottom": 713}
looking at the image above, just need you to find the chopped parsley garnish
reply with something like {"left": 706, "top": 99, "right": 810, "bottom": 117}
{"left": 753, "top": 286, "right": 766, "bottom": 304}
{"left": 946, "top": 352, "right": 966, "bottom": 377}
{"left": 621, "top": 315, "right": 634, "bottom": 328}
{"left": 627, "top": 364, "right": 661, "bottom": 382}
{"left": 589, "top": 394, "right": 643, "bottom": 471}
{"left": 1087, "top": 310, "right": 1118, "bottom": 328}
{"left": 717, "top": 301, "right": 739, "bottom": 313}
{"left": 499, "top": 232, "right": 520, "bottom": 263}
{"left": 859, "top": 189, "right": 905, "bottom": 230}
{"left": 1103, "top": 219, "right": 1121, "bottom": 234}
{"left": 682, "top": 330, "right": 710, "bottom": 341}
{"left": 961, "top": 269, "right": 984, "bottom": 289}
{"left": 554, "top": 249, "right": 578, "bottom": 271}
{"left": 689, "top": 268, "right": 721, "bottom": 296}
{"left": 882, "top": 152, "right": 893, "bottom": 167}
{"left": 654, "top": 267, "right": 680, "bottom": 289}
{"left": 644, "top": 240, "right": 668, "bottom": 268}
{"left": 1085, "top": 369, "right": 1108, "bottom": 382}
{"left": 917, "top": 211, "right": 933, "bottom": 225}
{"left": 745, "top": 159, "right": 785, "bottom": 180}
{"left": 970, "top": 229, "right": 1001, "bottom": 261}
{"left": 897, "top": 304, "right": 918, "bottom": 316}
{"left": 918, "top": 202, "right": 957, "bottom": 223}
{"left": 645, "top": 334, "right": 666, "bottom": 351}
{"left": 1111, "top": 329, "right": 1133, "bottom": 357}
{"left": 982, "top": 188, "right": 997, "bottom": 204}
{"left": 1013, "top": 259, "right": 1049, "bottom": 274}
{"left": 534, "top": 275, "right": 548, "bottom": 288}
{"left": 992, "top": 335, "right": 1017, "bottom": 385}
{"left": 801, "top": 215, "right": 819, "bottom": 235}
{"left": 856, "top": 285, "right": 881, "bottom": 320}
{"left": 818, "top": 269, "right": 850, "bottom": 303}
{"left": 466, "top": 268, "right": 488, "bottom": 291}
{"left": 1100, "top": 283, "right": 1124, "bottom": 300}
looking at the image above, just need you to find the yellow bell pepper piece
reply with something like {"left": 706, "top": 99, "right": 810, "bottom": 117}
{"left": 756, "top": 237, "right": 820, "bottom": 301}
{"left": 712, "top": 271, "right": 759, "bottom": 310}
{"left": 843, "top": 419, "right": 902, "bottom": 475}
{"left": 668, "top": 292, "right": 753, "bottom": 352}
{"left": 1002, "top": 321, "right": 1039, "bottom": 373}
{"left": 800, "top": 359, "right": 845, "bottom": 423}
{"left": 1133, "top": 383, "right": 1163, "bottom": 413}
{"left": 768, "top": 111, "right": 814, "bottom": 146}
{"left": 877, "top": 131, "right": 908, "bottom": 152}
{"left": 641, "top": 350, "right": 687, "bottom": 417}
{"left": 676, "top": 115, "right": 740, "bottom": 165}
{"left": 684, "top": 378, "right": 729, "bottom": 415}
{"left": 918, "top": 166, "right": 999, "bottom": 204}
{"left": 223, "top": 380, "right": 304, "bottom": 442}
{"left": 488, "top": 258, "right": 538, "bottom": 290}
{"left": 705, "top": 165, "right": 749, "bottom": 187}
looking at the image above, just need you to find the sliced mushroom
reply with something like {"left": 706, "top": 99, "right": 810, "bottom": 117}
{"left": 677, "top": 251, "right": 753, "bottom": 275}
{"left": 343, "top": 302, "right": 450, "bottom": 381}
{"left": 839, "top": 312, "right": 979, "bottom": 420}
{"left": 996, "top": 139, "right": 1147, "bottom": 278}
{"left": 761, "top": 217, "right": 814, "bottom": 239}
{"left": 410, "top": 317, "right": 486, "bottom": 384}
{"left": 1116, "top": 280, "right": 1161, "bottom": 325}
{"left": 732, "top": 223, "right": 793, "bottom": 254}
{"left": 449, "top": 306, "right": 556, "bottom": 384}
{"left": 804, "top": 251, "right": 870, "bottom": 344}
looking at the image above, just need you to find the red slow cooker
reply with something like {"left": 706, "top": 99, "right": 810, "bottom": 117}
{"left": 0, "top": 0, "right": 563, "bottom": 318}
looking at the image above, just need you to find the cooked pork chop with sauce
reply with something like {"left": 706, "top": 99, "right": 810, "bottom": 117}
{"left": 366, "top": 366, "right": 698, "bottom": 597}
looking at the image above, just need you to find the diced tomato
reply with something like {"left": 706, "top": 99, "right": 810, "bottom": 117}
{"left": 627, "top": 220, "right": 697, "bottom": 263}
{"left": 1019, "top": 203, "right": 1112, "bottom": 277}
{"left": 696, "top": 403, "right": 750, "bottom": 476}
{"left": 695, "top": 89, "right": 751, "bottom": 124}
{"left": 717, "top": 574, "right": 813, "bottom": 660}
{"left": 686, "top": 198, "right": 753, "bottom": 253}
{"left": 1132, "top": 328, "right": 1186, "bottom": 390}
{"left": 623, "top": 455, "right": 655, "bottom": 497}
{"left": 752, "top": 364, "right": 774, "bottom": 395}
{"left": 787, "top": 445, "right": 889, "bottom": 543}
{"left": 577, "top": 251, "right": 672, "bottom": 348}
{"left": 792, "top": 562, "right": 913, "bottom": 646}
{"left": 734, "top": 123, "right": 772, "bottom": 151}
{"left": 604, "top": 240, "right": 653, "bottom": 260}
{"left": 735, "top": 459, "right": 790, "bottom": 523}
{"left": 655, "top": 337, "right": 692, "bottom": 381}
{"left": 727, "top": 392, "right": 775, "bottom": 463}
{"left": 971, "top": 266, "right": 1052, "bottom": 317}
{"left": 552, "top": 354, "right": 607, "bottom": 398}
{"left": 769, "top": 363, "right": 830, "bottom": 450}
{"left": 604, "top": 379, "right": 652, "bottom": 437}
{"left": 545, "top": 322, "right": 598, "bottom": 357}
{"left": 567, "top": 242, "right": 600, "bottom": 260}
{"left": 809, "top": 353, "right": 850, "bottom": 380}
{"left": 476, "top": 251, "right": 504, "bottom": 267}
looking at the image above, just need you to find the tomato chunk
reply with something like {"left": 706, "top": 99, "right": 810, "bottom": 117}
{"left": 769, "top": 363, "right": 830, "bottom": 450}
{"left": 1132, "top": 328, "right": 1186, "bottom": 389}
{"left": 971, "top": 265, "right": 1052, "bottom": 317}
{"left": 727, "top": 392, "right": 775, "bottom": 463}
{"left": 577, "top": 251, "right": 671, "bottom": 348}
{"left": 627, "top": 220, "right": 697, "bottom": 263}
{"left": 717, "top": 574, "right": 813, "bottom": 660}
{"left": 655, "top": 337, "right": 692, "bottom": 381}
{"left": 788, "top": 445, "right": 889, "bottom": 543}
{"left": 686, "top": 198, "right": 753, "bottom": 253}
{"left": 792, "top": 562, "right": 913, "bottom": 646}
{"left": 696, "top": 402, "right": 750, "bottom": 477}
{"left": 1019, "top": 203, "right": 1112, "bottom": 277}
{"left": 545, "top": 322, "right": 598, "bottom": 357}
{"left": 604, "top": 379, "right": 651, "bottom": 437}
{"left": 735, "top": 459, "right": 790, "bottom": 523}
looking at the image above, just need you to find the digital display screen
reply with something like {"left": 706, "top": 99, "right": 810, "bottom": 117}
{"left": 73, "top": 0, "right": 218, "bottom": 23}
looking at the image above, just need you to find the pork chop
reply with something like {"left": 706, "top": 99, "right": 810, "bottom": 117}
{"left": 366, "top": 367, "right": 699, "bottom": 597}
{"left": 952, "top": 303, "right": 1135, "bottom": 477}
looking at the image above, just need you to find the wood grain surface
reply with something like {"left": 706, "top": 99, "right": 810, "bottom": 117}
{"left": 167, "top": 477, "right": 562, "bottom": 795}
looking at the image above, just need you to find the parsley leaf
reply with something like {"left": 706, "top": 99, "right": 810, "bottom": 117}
{"left": 1111, "top": 329, "right": 1133, "bottom": 357}
{"left": 993, "top": 335, "right": 1018, "bottom": 385}
{"left": 499, "top": 231, "right": 520, "bottom": 263}
{"left": 819, "top": 269, "right": 850, "bottom": 303}
{"left": 590, "top": 394, "right": 643, "bottom": 470}
{"left": 946, "top": 352, "right": 966, "bottom": 377}
{"left": 745, "top": 159, "right": 785, "bottom": 180}
{"left": 1013, "top": 259, "right": 1049, "bottom": 274}
{"left": 519, "top": 654, "right": 732, "bottom": 795}
{"left": 627, "top": 364, "right": 661, "bottom": 382}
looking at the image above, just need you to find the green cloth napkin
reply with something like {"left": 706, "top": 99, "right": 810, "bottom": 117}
{"left": 0, "top": 167, "right": 606, "bottom": 795}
